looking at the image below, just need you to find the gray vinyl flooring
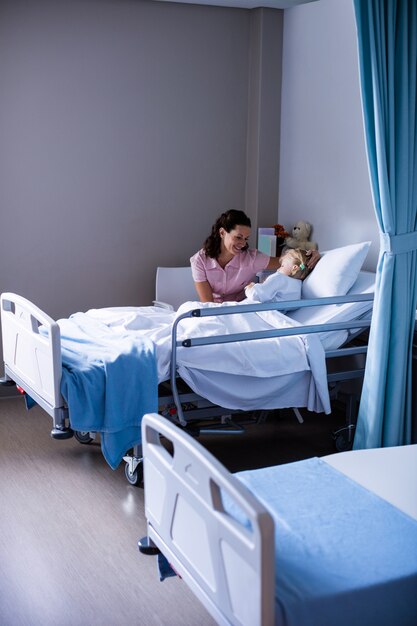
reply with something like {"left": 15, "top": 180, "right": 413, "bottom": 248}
{"left": 0, "top": 396, "right": 338, "bottom": 626}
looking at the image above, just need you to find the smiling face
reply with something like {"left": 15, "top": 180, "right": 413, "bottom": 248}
{"left": 219, "top": 224, "right": 251, "bottom": 257}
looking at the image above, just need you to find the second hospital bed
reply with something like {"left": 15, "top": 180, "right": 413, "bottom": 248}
{"left": 0, "top": 266, "right": 374, "bottom": 484}
{"left": 139, "top": 412, "right": 417, "bottom": 626}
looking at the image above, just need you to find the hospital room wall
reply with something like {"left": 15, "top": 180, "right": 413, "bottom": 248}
{"left": 0, "top": 0, "right": 380, "bottom": 381}
{"left": 0, "top": 0, "right": 282, "bottom": 332}
{"left": 278, "top": 0, "right": 379, "bottom": 269}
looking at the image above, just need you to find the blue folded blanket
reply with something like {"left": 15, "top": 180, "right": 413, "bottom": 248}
{"left": 57, "top": 312, "right": 158, "bottom": 469}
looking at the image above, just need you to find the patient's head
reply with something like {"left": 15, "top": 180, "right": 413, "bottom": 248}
{"left": 279, "top": 249, "right": 311, "bottom": 280}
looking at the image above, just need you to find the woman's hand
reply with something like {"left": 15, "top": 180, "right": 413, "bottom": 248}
{"left": 306, "top": 249, "right": 320, "bottom": 270}
{"left": 266, "top": 249, "right": 321, "bottom": 272}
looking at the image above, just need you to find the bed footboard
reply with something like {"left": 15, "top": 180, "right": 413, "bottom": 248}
{"left": 141, "top": 412, "right": 275, "bottom": 626}
{"left": 1, "top": 293, "right": 65, "bottom": 420}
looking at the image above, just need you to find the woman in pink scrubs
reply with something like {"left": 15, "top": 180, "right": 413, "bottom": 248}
{"left": 190, "top": 210, "right": 319, "bottom": 303}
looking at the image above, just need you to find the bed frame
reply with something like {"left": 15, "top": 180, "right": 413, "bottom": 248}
{"left": 0, "top": 289, "right": 373, "bottom": 484}
{"left": 140, "top": 412, "right": 417, "bottom": 626}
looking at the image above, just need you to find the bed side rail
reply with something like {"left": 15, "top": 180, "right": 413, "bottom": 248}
{"left": 170, "top": 293, "right": 373, "bottom": 423}
{"left": 0, "top": 293, "right": 63, "bottom": 411}
{"left": 142, "top": 412, "right": 275, "bottom": 626}
{"left": 172, "top": 293, "right": 372, "bottom": 349}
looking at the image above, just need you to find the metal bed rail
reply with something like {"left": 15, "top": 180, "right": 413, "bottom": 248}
{"left": 170, "top": 293, "right": 374, "bottom": 425}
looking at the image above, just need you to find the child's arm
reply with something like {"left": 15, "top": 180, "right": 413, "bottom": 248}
{"left": 245, "top": 273, "right": 301, "bottom": 303}
{"left": 245, "top": 273, "right": 282, "bottom": 302}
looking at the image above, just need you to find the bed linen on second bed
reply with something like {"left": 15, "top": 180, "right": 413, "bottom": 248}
{"left": 230, "top": 457, "right": 417, "bottom": 626}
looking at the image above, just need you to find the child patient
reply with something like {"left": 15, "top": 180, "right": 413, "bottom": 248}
{"left": 244, "top": 248, "right": 311, "bottom": 305}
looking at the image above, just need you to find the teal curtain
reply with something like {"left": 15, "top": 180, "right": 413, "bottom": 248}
{"left": 353, "top": 0, "right": 417, "bottom": 448}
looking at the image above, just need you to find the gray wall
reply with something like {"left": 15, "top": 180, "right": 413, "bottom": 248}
{"left": 278, "top": 0, "right": 378, "bottom": 269}
{"left": 0, "top": 0, "right": 380, "bottom": 384}
{"left": 246, "top": 9, "right": 283, "bottom": 228}
{"left": 0, "top": 0, "right": 282, "bottom": 327}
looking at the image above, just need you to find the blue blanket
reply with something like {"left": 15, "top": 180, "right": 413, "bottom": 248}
{"left": 234, "top": 457, "right": 417, "bottom": 626}
{"left": 58, "top": 312, "right": 158, "bottom": 469}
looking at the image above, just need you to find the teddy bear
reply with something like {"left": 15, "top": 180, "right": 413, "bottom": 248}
{"left": 284, "top": 220, "right": 317, "bottom": 251}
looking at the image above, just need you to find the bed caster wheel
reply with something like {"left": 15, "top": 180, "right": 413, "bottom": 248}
{"left": 74, "top": 431, "right": 94, "bottom": 444}
{"left": 125, "top": 461, "right": 143, "bottom": 486}
{"left": 51, "top": 427, "right": 74, "bottom": 440}
{"left": 333, "top": 424, "right": 355, "bottom": 452}
{"left": 333, "top": 428, "right": 354, "bottom": 452}
{"left": 334, "top": 434, "right": 351, "bottom": 452}
{"left": 138, "top": 536, "right": 160, "bottom": 556}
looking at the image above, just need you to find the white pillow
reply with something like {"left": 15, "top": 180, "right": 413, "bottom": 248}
{"left": 302, "top": 241, "right": 371, "bottom": 299}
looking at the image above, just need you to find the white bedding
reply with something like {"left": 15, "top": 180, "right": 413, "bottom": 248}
{"left": 84, "top": 305, "right": 175, "bottom": 381}
{"left": 177, "top": 269, "right": 373, "bottom": 411}
{"left": 175, "top": 301, "right": 330, "bottom": 413}
{"left": 288, "top": 270, "right": 375, "bottom": 349}
{"left": 323, "top": 444, "right": 417, "bottom": 520}
{"left": 85, "top": 301, "right": 331, "bottom": 413}
{"left": 79, "top": 271, "right": 374, "bottom": 415}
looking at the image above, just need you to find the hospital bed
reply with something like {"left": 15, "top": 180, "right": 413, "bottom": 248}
{"left": 0, "top": 266, "right": 374, "bottom": 485}
{"left": 139, "top": 412, "right": 417, "bottom": 626}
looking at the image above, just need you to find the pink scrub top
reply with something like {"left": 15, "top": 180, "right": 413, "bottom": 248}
{"left": 190, "top": 248, "right": 270, "bottom": 302}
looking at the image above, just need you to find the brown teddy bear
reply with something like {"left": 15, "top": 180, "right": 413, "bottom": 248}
{"left": 284, "top": 221, "right": 318, "bottom": 251}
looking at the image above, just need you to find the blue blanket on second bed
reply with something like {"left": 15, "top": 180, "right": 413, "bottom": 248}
{"left": 234, "top": 457, "right": 417, "bottom": 626}
{"left": 58, "top": 312, "right": 158, "bottom": 469}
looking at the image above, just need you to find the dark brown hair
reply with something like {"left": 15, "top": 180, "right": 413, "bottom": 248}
{"left": 203, "top": 210, "right": 251, "bottom": 258}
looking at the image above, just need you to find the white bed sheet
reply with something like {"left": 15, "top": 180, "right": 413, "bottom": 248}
{"left": 85, "top": 273, "right": 374, "bottom": 414}
{"left": 86, "top": 302, "right": 331, "bottom": 413}
{"left": 288, "top": 270, "right": 375, "bottom": 350}
{"left": 84, "top": 305, "right": 175, "bottom": 382}
{"left": 323, "top": 443, "right": 417, "bottom": 521}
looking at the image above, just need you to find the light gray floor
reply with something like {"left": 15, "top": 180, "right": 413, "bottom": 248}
{"left": 0, "top": 396, "right": 338, "bottom": 626}
{"left": 0, "top": 398, "right": 217, "bottom": 626}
